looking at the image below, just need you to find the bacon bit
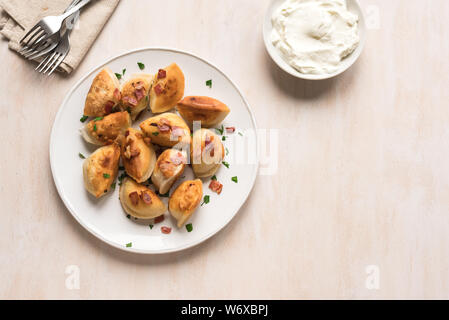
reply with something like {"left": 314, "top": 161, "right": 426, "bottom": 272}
{"left": 104, "top": 101, "right": 114, "bottom": 114}
{"left": 113, "top": 88, "right": 121, "bottom": 101}
{"left": 134, "top": 81, "right": 144, "bottom": 90}
{"left": 135, "top": 88, "right": 145, "bottom": 101}
{"left": 102, "top": 156, "right": 111, "bottom": 168}
{"left": 129, "top": 191, "right": 139, "bottom": 206}
{"left": 157, "top": 118, "right": 171, "bottom": 132}
{"left": 205, "top": 135, "right": 212, "bottom": 147}
{"left": 127, "top": 96, "right": 138, "bottom": 106}
{"left": 154, "top": 215, "right": 165, "bottom": 224}
{"left": 157, "top": 69, "right": 167, "bottom": 79}
{"left": 161, "top": 226, "right": 172, "bottom": 234}
{"left": 171, "top": 126, "right": 184, "bottom": 138}
{"left": 205, "top": 135, "right": 214, "bottom": 155}
{"left": 226, "top": 127, "right": 235, "bottom": 133}
{"left": 209, "top": 180, "right": 223, "bottom": 194}
{"left": 140, "top": 191, "right": 152, "bottom": 204}
{"left": 171, "top": 152, "right": 186, "bottom": 165}
{"left": 125, "top": 130, "right": 130, "bottom": 137}
{"left": 154, "top": 83, "right": 164, "bottom": 95}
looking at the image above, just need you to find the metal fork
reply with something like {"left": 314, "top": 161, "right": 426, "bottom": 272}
{"left": 20, "top": 0, "right": 91, "bottom": 50}
{"left": 20, "top": 0, "right": 82, "bottom": 61}
{"left": 35, "top": 29, "right": 71, "bottom": 75}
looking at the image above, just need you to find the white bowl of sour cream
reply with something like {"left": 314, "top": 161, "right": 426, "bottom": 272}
{"left": 263, "top": 0, "right": 366, "bottom": 80}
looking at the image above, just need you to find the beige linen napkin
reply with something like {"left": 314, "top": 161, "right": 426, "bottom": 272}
{"left": 0, "top": 0, "right": 119, "bottom": 74}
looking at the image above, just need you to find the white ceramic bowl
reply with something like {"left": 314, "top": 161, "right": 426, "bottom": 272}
{"left": 263, "top": 0, "right": 366, "bottom": 80}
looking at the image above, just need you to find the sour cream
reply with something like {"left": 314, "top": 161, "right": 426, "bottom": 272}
{"left": 271, "top": 0, "right": 360, "bottom": 75}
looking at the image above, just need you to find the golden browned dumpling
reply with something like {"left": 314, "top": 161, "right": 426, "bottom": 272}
{"left": 169, "top": 179, "right": 203, "bottom": 228}
{"left": 149, "top": 63, "right": 185, "bottom": 113}
{"left": 119, "top": 178, "right": 167, "bottom": 219}
{"left": 81, "top": 111, "right": 131, "bottom": 146}
{"left": 177, "top": 96, "right": 230, "bottom": 128}
{"left": 191, "top": 129, "right": 225, "bottom": 178}
{"left": 84, "top": 67, "right": 121, "bottom": 117}
{"left": 83, "top": 143, "right": 120, "bottom": 198}
{"left": 120, "top": 74, "right": 153, "bottom": 120}
{"left": 151, "top": 149, "right": 187, "bottom": 195}
{"left": 139, "top": 112, "right": 190, "bottom": 148}
{"left": 119, "top": 128, "right": 156, "bottom": 183}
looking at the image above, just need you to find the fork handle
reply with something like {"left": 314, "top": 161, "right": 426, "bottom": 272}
{"left": 65, "top": 0, "right": 83, "bottom": 12}
{"left": 60, "top": 0, "right": 92, "bottom": 21}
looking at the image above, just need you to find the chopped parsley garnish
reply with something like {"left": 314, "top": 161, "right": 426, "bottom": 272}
{"left": 94, "top": 117, "right": 103, "bottom": 121}
{"left": 206, "top": 79, "right": 212, "bottom": 88}
{"left": 238, "top": 132, "right": 243, "bottom": 136}
{"left": 126, "top": 242, "right": 132, "bottom": 248}
{"left": 110, "top": 182, "right": 116, "bottom": 190}
{"left": 119, "top": 166, "right": 125, "bottom": 171}
{"left": 211, "top": 175, "right": 217, "bottom": 181}
{"left": 222, "top": 136, "right": 226, "bottom": 141}
{"left": 149, "top": 224, "right": 154, "bottom": 229}
{"left": 215, "top": 125, "right": 224, "bottom": 135}
{"left": 78, "top": 152, "right": 86, "bottom": 159}
{"left": 186, "top": 223, "right": 193, "bottom": 232}
{"left": 152, "top": 132, "right": 159, "bottom": 136}
{"left": 137, "top": 62, "right": 145, "bottom": 70}
{"left": 118, "top": 172, "right": 127, "bottom": 185}
{"left": 103, "top": 173, "right": 111, "bottom": 179}
{"left": 222, "top": 161, "right": 230, "bottom": 168}
{"left": 80, "top": 115, "right": 88, "bottom": 123}
{"left": 93, "top": 124, "right": 97, "bottom": 131}
{"left": 231, "top": 176, "right": 238, "bottom": 183}
{"left": 115, "top": 73, "right": 122, "bottom": 80}
{"left": 126, "top": 214, "right": 131, "bottom": 219}
{"left": 225, "top": 148, "right": 229, "bottom": 156}
{"left": 122, "top": 68, "right": 126, "bottom": 75}
{"left": 201, "top": 195, "right": 210, "bottom": 206}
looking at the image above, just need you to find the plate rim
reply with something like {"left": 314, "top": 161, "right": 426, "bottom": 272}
{"left": 49, "top": 46, "right": 259, "bottom": 254}
{"left": 262, "top": 0, "right": 366, "bottom": 80}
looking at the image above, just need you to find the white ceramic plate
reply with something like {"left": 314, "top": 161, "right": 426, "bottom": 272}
{"left": 50, "top": 47, "right": 258, "bottom": 254}
{"left": 263, "top": 0, "right": 366, "bottom": 80}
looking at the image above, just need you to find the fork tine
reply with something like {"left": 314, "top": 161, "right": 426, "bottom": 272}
{"left": 20, "top": 25, "right": 41, "bottom": 45}
{"left": 22, "top": 27, "right": 44, "bottom": 47}
{"left": 36, "top": 55, "right": 51, "bottom": 71}
{"left": 27, "top": 42, "right": 58, "bottom": 61}
{"left": 22, "top": 42, "right": 47, "bottom": 57}
{"left": 24, "top": 40, "right": 50, "bottom": 57}
{"left": 26, "top": 31, "right": 47, "bottom": 50}
{"left": 43, "top": 52, "right": 61, "bottom": 74}
{"left": 48, "top": 53, "right": 66, "bottom": 75}
{"left": 19, "top": 45, "right": 32, "bottom": 54}
{"left": 37, "top": 52, "right": 56, "bottom": 72}
{"left": 29, "top": 33, "right": 52, "bottom": 50}
{"left": 19, "top": 46, "right": 33, "bottom": 55}
{"left": 24, "top": 29, "right": 45, "bottom": 48}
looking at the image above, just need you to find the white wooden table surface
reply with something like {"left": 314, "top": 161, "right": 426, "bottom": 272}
{"left": 1, "top": 0, "right": 449, "bottom": 299}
